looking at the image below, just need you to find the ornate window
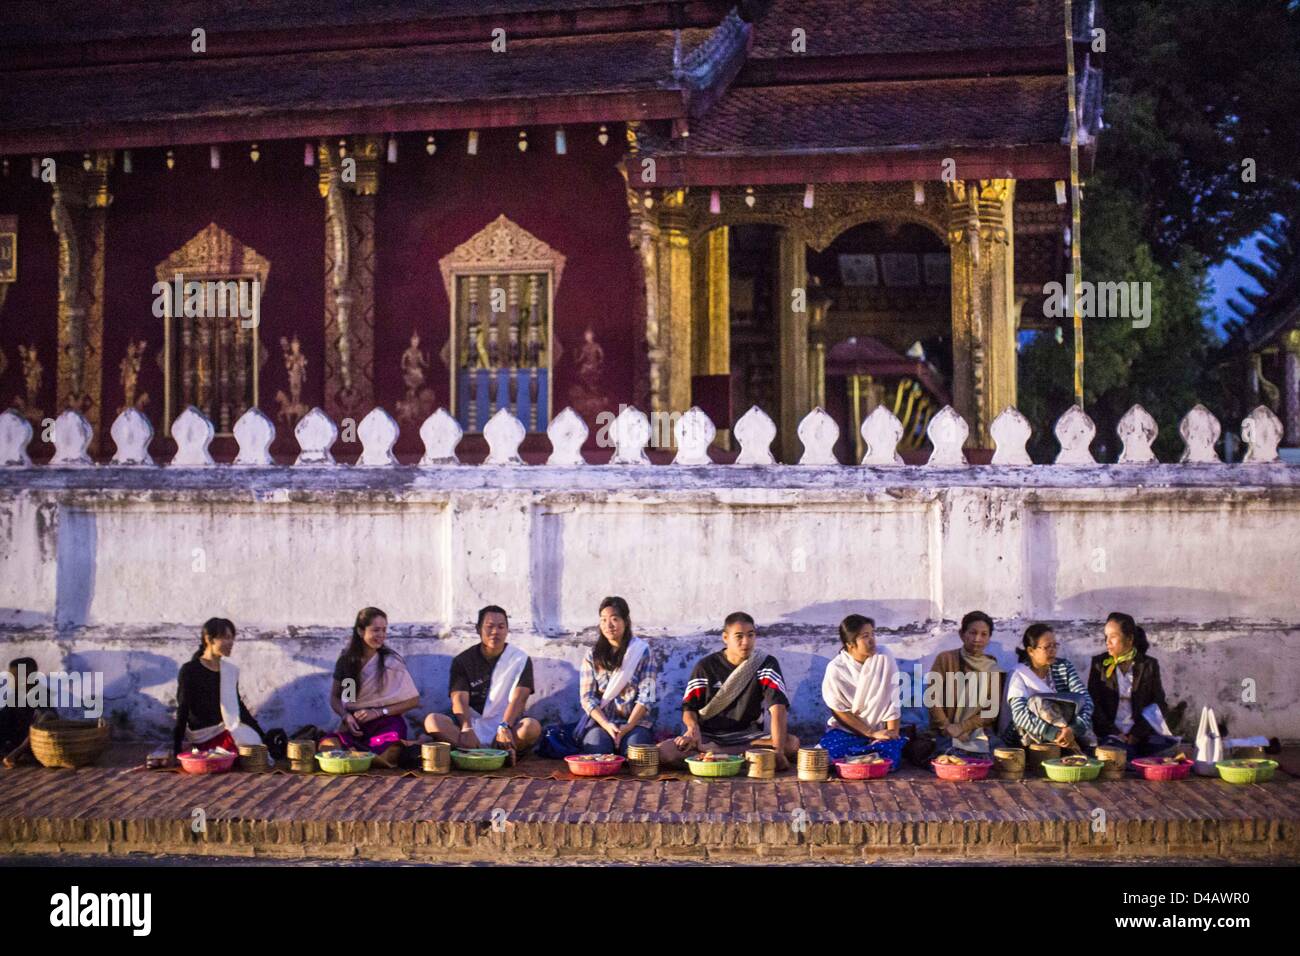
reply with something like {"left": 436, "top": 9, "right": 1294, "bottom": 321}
{"left": 155, "top": 223, "right": 270, "bottom": 435}
{"left": 439, "top": 215, "right": 564, "bottom": 433}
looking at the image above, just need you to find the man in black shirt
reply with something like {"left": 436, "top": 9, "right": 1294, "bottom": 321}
{"left": 659, "top": 612, "right": 800, "bottom": 770}
{"left": 423, "top": 605, "right": 541, "bottom": 760}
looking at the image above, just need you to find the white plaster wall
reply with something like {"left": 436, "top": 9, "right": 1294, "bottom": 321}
{"left": 1, "top": 465, "right": 1297, "bottom": 740}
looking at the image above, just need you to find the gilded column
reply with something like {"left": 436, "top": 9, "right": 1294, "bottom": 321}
{"left": 776, "top": 226, "right": 810, "bottom": 462}
{"left": 1285, "top": 330, "right": 1300, "bottom": 447}
{"left": 946, "top": 179, "right": 1016, "bottom": 445}
{"left": 320, "top": 135, "right": 379, "bottom": 423}
{"left": 620, "top": 125, "right": 665, "bottom": 415}
{"left": 51, "top": 151, "right": 113, "bottom": 446}
{"left": 656, "top": 189, "right": 693, "bottom": 420}
{"left": 691, "top": 226, "right": 730, "bottom": 377}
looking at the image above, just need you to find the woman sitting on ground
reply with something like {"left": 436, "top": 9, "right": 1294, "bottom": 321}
{"left": 1005, "top": 623, "right": 1095, "bottom": 752}
{"left": 172, "top": 618, "right": 265, "bottom": 756}
{"left": 1087, "top": 612, "right": 1178, "bottom": 759}
{"left": 926, "top": 610, "right": 1004, "bottom": 756}
{"left": 818, "top": 614, "right": 907, "bottom": 769}
{"left": 320, "top": 607, "right": 421, "bottom": 768}
{"left": 1, "top": 657, "right": 57, "bottom": 767}
{"left": 575, "top": 596, "right": 658, "bottom": 755}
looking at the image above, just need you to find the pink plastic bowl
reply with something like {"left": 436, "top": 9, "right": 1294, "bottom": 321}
{"left": 565, "top": 754, "right": 626, "bottom": 777}
{"left": 1130, "top": 757, "right": 1193, "bottom": 781}
{"left": 178, "top": 750, "right": 237, "bottom": 774}
{"left": 835, "top": 757, "right": 891, "bottom": 779}
{"left": 931, "top": 757, "right": 994, "bottom": 781}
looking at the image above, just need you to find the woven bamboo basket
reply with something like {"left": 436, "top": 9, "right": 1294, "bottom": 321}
{"left": 421, "top": 741, "right": 451, "bottom": 774}
{"left": 993, "top": 747, "right": 1026, "bottom": 773}
{"left": 746, "top": 749, "right": 776, "bottom": 779}
{"left": 1094, "top": 744, "right": 1127, "bottom": 779}
{"left": 286, "top": 739, "right": 316, "bottom": 761}
{"left": 797, "top": 747, "right": 829, "bottom": 782}
{"left": 626, "top": 743, "right": 659, "bottom": 778}
{"left": 289, "top": 758, "right": 316, "bottom": 773}
{"left": 238, "top": 743, "right": 269, "bottom": 772}
{"left": 1026, "top": 743, "right": 1060, "bottom": 773}
{"left": 29, "top": 718, "right": 110, "bottom": 769}
{"left": 993, "top": 769, "right": 1024, "bottom": 780}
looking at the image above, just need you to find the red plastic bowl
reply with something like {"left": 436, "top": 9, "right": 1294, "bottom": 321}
{"left": 565, "top": 754, "right": 626, "bottom": 777}
{"left": 835, "top": 757, "right": 891, "bottom": 779}
{"left": 178, "top": 750, "right": 237, "bottom": 774}
{"left": 1130, "top": 757, "right": 1193, "bottom": 781}
{"left": 931, "top": 757, "right": 994, "bottom": 781}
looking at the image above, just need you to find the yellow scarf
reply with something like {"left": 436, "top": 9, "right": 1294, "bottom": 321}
{"left": 1103, "top": 649, "right": 1136, "bottom": 679}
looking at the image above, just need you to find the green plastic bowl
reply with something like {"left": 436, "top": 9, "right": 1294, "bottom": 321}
{"left": 1042, "top": 757, "right": 1104, "bottom": 783}
{"left": 1215, "top": 758, "right": 1278, "bottom": 785}
{"left": 451, "top": 748, "right": 510, "bottom": 771}
{"left": 315, "top": 750, "right": 375, "bottom": 774}
{"left": 685, "top": 754, "right": 746, "bottom": 778}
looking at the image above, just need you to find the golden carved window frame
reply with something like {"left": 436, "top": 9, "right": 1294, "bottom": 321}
{"left": 438, "top": 214, "right": 566, "bottom": 429}
{"left": 155, "top": 222, "right": 271, "bottom": 436}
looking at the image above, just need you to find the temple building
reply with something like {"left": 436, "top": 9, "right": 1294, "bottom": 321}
{"left": 0, "top": 0, "right": 1101, "bottom": 462}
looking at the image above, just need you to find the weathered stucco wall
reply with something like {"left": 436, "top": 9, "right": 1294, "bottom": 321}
{"left": 2, "top": 463, "right": 1298, "bottom": 741}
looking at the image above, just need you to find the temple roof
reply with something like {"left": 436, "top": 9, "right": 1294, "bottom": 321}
{"left": 0, "top": 0, "right": 1101, "bottom": 185}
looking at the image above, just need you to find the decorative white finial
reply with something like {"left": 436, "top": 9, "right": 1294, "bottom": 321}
{"left": 357, "top": 407, "right": 400, "bottom": 466}
{"left": 484, "top": 408, "right": 526, "bottom": 465}
{"left": 0, "top": 410, "right": 34, "bottom": 467}
{"left": 419, "top": 409, "right": 463, "bottom": 465}
{"left": 171, "top": 406, "right": 216, "bottom": 466}
{"left": 609, "top": 405, "right": 651, "bottom": 464}
{"left": 1240, "top": 405, "right": 1283, "bottom": 464}
{"left": 50, "top": 409, "right": 94, "bottom": 466}
{"left": 797, "top": 407, "right": 839, "bottom": 465}
{"left": 1053, "top": 405, "right": 1096, "bottom": 464}
{"left": 294, "top": 407, "right": 338, "bottom": 466}
{"left": 925, "top": 406, "right": 969, "bottom": 466}
{"left": 673, "top": 407, "right": 716, "bottom": 465}
{"left": 989, "top": 407, "right": 1032, "bottom": 465}
{"left": 232, "top": 408, "right": 275, "bottom": 466}
{"left": 1178, "top": 404, "right": 1221, "bottom": 463}
{"left": 733, "top": 405, "right": 777, "bottom": 465}
{"left": 110, "top": 409, "right": 154, "bottom": 465}
{"left": 1116, "top": 404, "right": 1158, "bottom": 463}
{"left": 546, "top": 407, "right": 588, "bottom": 465}
{"left": 860, "top": 406, "right": 904, "bottom": 465}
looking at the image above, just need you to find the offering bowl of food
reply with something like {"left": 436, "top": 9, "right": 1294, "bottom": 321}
{"left": 685, "top": 752, "right": 746, "bottom": 777}
{"left": 177, "top": 748, "right": 239, "bottom": 774}
{"left": 1130, "top": 753, "right": 1194, "bottom": 781}
{"left": 1042, "top": 756, "right": 1104, "bottom": 782}
{"left": 315, "top": 749, "right": 376, "bottom": 774}
{"left": 1214, "top": 758, "right": 1278, "bottom": 785}
{"left": 450, "top": 747, "right": 510, "bottom": 771}
{"left": 564, "top": 753, "right": 627, "bottom": 777}
{"left": 931, "top": 754, "right": 994, "bottom": 781}
{"left": 834, "top": 752, "right": 891, "bottom": 779}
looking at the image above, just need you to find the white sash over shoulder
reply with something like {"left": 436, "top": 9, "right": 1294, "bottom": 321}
{"left": 471, "top": 644, "right": 530, "bottom": 746}
{"left": 574, "top": 637, "right": 648, "bottom": 738}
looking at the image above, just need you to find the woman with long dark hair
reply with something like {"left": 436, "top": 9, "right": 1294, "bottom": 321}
{"left": 926, "top": 610, "right": 1004, "bottom": 756}
{"left": 817, "top": 614, "right": 907, "bottom": 769}
{"left": 574, "top": 596, "right": 658, "bottom": 754}
{"left": 1005, "top": 623, "right": 1095, "bottom": 751}
{"left": 320, "top": 607, "right": 421, "bottom": 767}
{"left": 1087, "top": 612, "right": 1177, "bottom": 759}
{"left": 172, "top": 617, "right": 265, "bottom": 756}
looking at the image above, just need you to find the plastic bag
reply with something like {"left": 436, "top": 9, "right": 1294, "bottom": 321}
{"left": 1194, "top": 706, "right": 1223, "bottom": 776}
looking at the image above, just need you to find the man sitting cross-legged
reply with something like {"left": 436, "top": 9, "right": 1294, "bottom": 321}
{"left": 658, "top": 611, "right": 800, "bottom": 771}
{"left": 423, "top": 605, "right": 541, "bottom": 763}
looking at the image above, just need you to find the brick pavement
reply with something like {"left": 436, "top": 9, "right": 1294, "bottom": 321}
{"left": 1, "top": 757, "right": 1296, "bottom": 863}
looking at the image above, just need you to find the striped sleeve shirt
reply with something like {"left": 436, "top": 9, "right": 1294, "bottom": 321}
{"left": 578, "top": 645, "right": 659, "bottom": 722}
{"left": 1007, "top": 658, "right": 1094, "bottom": 743}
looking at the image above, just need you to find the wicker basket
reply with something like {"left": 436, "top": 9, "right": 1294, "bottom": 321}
{"left": 29, "top": 718, "right": 110, "bottom": 769}
{"left": 797, "top": 747, "right": 829, "bottom": 782}
{"left": 1026, "top": 743, "right": 1061, "bottom": 774}
{"left": 626, "top": 743, "right": 659, "bottom": 778}
{"left": 746, "top": 749, "right": 776, "bottom": 779}
{"left": 289, "top": 759, "right": 316, "bottom": 773}
{"left": 1094, "top": 744, "right": 1127, "bottom": 780}
{"left": 286, "top": 739, "right": 316, "bottom": 761}
{"left": 238, "top": 743, "right": 270, "bottom": 772}
{"left": 421, "top": 741, "right": 451, "bottom": 774}
{"left": 993, "top": 769, "right": 1024, "bottom": 781}
{"left": 993, "top": 747, "right": 1025, "bottom": 773}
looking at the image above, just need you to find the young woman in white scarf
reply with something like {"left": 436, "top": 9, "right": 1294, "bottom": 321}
{"left": 320, "top": 607, "right": 421, "bottom": 768}
{"left": 575, "top": 596, "right": 658, "bottom": 754}
{"left": 818, "top": 614, "right": 907, "bottom": 769}
{"left": 171, "top": 617, "right": 266, "bottom": 758}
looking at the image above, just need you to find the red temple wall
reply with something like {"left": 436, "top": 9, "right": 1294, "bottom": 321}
{"left": 2, "top": 125, "right": 638, "bottom": 458}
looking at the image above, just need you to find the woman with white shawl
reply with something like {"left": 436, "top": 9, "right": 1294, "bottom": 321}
{"left": 172, "top": 617, "right": 266, "bottom": 759}
{"left": 818, "top": 614, "right": 907, "bottom": 770}
{"left": 575, "top": 596, "right": 658, "bottom": 754}
{"left": 320, "top": 607, "right": 421, "bottom": 767}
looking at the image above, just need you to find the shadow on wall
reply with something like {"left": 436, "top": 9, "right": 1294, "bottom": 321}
{"left": 773, "top": 599, "right": 942, "bottom": 630}
{"left": 61, "top": 649, "right": 178, "bottom": 737}
{"left": 55, "top": 507, "right": 96, "bottom": 630}
{"left": 1052, "top": 587, "right": 1245, "bottom": 622}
